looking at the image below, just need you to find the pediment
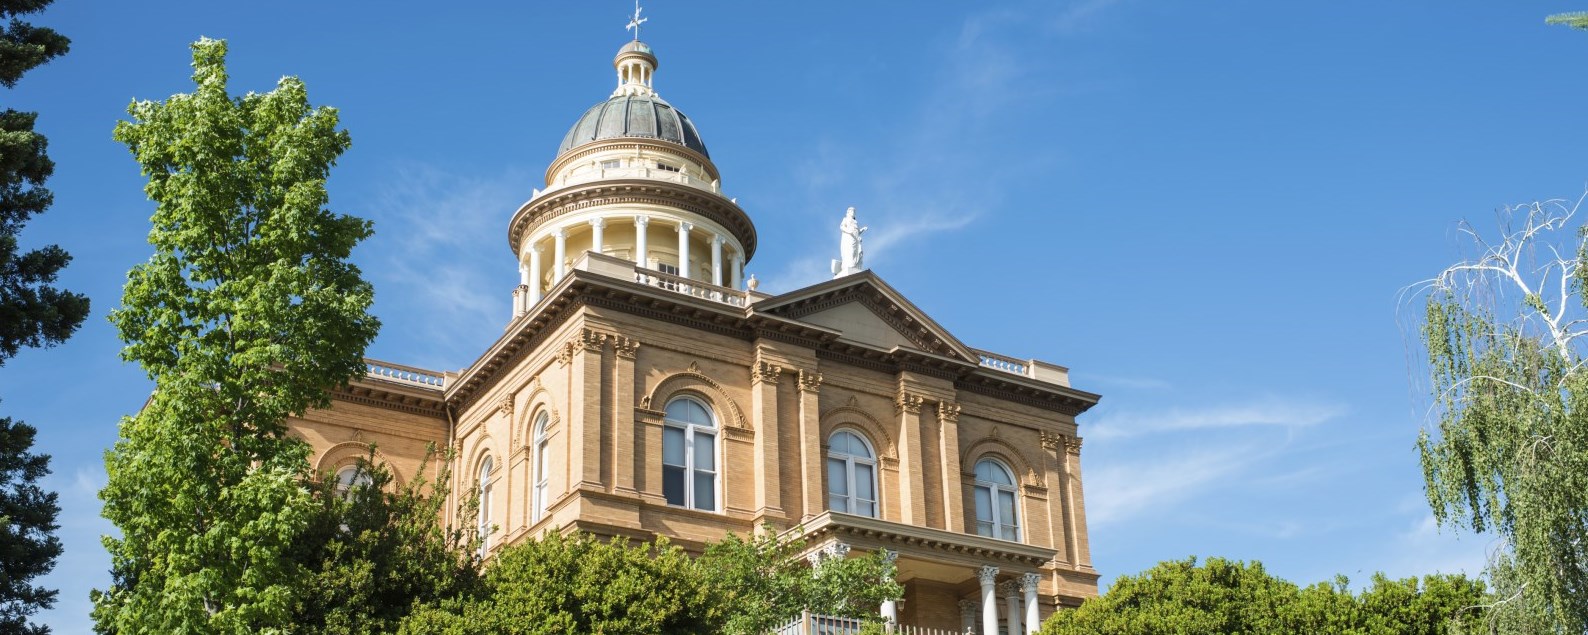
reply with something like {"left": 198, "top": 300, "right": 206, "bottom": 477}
{"left": 752, "top": 272, "right": 979, "bottom": 364}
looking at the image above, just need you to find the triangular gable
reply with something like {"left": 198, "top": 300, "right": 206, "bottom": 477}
{"left": 752, "top": 271, "right": 980, "bottom": 364}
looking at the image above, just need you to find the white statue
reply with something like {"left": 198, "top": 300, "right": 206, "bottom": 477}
{"left": 833, "top": 206, "right": 867, "bottom": 277}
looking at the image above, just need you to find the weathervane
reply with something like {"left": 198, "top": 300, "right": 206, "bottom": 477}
{"left": 626, "top": 1, "right": 648, "bottom": 41}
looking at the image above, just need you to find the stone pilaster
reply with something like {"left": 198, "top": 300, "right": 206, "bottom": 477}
{"left": 750, "top": 356, "right": 784, "bottom": 518}
{"left": 612, "top": 336, "right": 640, "bottom": 494}
{"left": 937, "top": 401, "right": 965, "bottom": 532}
{"left": 796, "top": 368, "right": 824, "bottom": 520}
{"left": 1065, "top": 435, "right": 1092, "bottom": 568}
{"left": 565, "top": 328, "right": 606, "bottom": 490}
{"left": 894, "top": 390, "right": 927, "bottom": 526}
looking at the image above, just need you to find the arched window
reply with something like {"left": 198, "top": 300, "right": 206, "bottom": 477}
{"left": 477, "top": 456, "right": 494, "bottom": 555}
{"left": 827, "top": 430, "right": 877, "bottom": 517}
{"left": 973, "top": 458, "right": 1020, "bottom": 541}
{"left": 333, "top": 464, "right": 373, "bottom": 500}
{"left": 662, "top": 396, "right": 717, "bottom": 511}
{"left": 531, "top": 412, "right": 550, "bottom": 523}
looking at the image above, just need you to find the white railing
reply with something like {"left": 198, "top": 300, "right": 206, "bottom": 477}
{"left": 976, "top": 350, "right": 1028, "bottom": 377}
{"left": 543, "top": 166, "right": 721, "bottom": 198}
{"left": 771, "top": 611, "right": 966, "bottom": 635}
{"left": 364, "top": 359, "right": 446, "bottom": 389}
{"left": 634, "top": 267, "right": 748, "bottom": 308}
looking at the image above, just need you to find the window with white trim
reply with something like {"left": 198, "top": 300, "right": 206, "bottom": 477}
{"left": 827, "top": 430, "right": 878, "bottom": 517}
{"left": 532, "top": 412, "right": 551, "bottom": 523}
{"left": 973, "top": 458, "right": 1020, "bottom": 541}
{"left": 662, "top": 396, "right": 717, "bottom": 511}
{"left": 334, "top": 464, "right": 373, "bottom": 500}
{"left": 600, "top": 159, "right": 622, "bottom": 169}
{"left": 477, "top": 456, "right": 494, "bottom": 555}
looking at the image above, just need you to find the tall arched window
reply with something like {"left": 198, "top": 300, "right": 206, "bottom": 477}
{"left": 531, "top": 412, "right": 550, "bottom": 523}
{"left": 334, "top": 464, "right": 373, "bottom": 500}
{"left": 827, "top": 430, "right": 877, "bottom": 517}
{"left": 662, "top": 396, "right": 717, "bottom": 511}
{"left": 477, "top": 456, "right": 494, "bottom": 555}
{"left": 973, "top": 458, "right": 1020, "bottom": 541}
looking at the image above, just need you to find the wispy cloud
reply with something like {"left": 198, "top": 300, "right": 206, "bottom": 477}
{"left": 364, "top": 163, "right": 532, "bottom": 369}
{"left": 1086, "top": 445, "right": 1257, "bottom": 526}
{"left": 1088, "top": 399, "right": 1347, "bottom": 440}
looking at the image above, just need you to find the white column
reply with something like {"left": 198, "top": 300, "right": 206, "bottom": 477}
{"left": 634, "top": 215, "right": 649, "bottom": 268}
{"left": 879, "top": 550, "right": 899, "bottom": 631}
{"left": 553, "top": 228, "right": 567, "bottom": 282}
{"left": 1002, "top": 581, "right": 1022, "bottom": 635}
{"left": 528, "top": 244, "right": 543, "bottom": 306}
{"left": 710, "top": 234, "right": 724, "bottom": 287}
{"left": 514, "top": 264, "right": 529, "bottom": 317}
{"left": 589, "top": 217, "right": 605, "bottom": 257}
{"left": 978, "top": 566, "right": 999, "bottom": 635}
{"left": 1021, "top": 573, "right": 1041, "bottom": 634}
{"left": 676, "top": 221, "right": 693, "bottom": 280}
{"left": 730, "top": 252, "right": 743, "bottom": 290}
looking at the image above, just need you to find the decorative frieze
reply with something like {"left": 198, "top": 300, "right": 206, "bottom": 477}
{"left": 497, "top": 395, "right": 514, "bottom": 418}
{"left": 1039, "top": 431, "right": 1062, "bottom": 451}
{"left": 1065, "top": 436, "right": 1084, "bottom": 456}
{"left": 796, "top": 369, "right": 823, "bottom": 393}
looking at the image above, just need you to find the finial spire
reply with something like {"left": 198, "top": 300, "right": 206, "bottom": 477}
{"left": 626, "top": 1, "right": 648, "bottom": 41}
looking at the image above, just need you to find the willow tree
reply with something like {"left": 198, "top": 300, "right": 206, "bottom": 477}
{"left": 93, "top": 38, "right": 378, "bottom": 634}
{"left": 1413, "top": 193, "right": 1588, "bottom": 633}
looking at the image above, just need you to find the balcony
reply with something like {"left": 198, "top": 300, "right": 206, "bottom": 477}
{"left": 773, "top": 612, "right": 967, "bottom": 635}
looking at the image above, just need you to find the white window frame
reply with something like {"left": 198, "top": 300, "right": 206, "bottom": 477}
{"left": 973, "top": 458, "right": 1021, "bottom": 542}
{"left": 826, "top": 429, "right": 878, "bottom": 517}
{"left": 532, "top": 412, "right": 550, "bottom": 523}
{"left": 477, "top": 456, "right": 494, "bottom": 556}
{"left": 334, "top": 464, "right": 373, "bottom": 500}
{"left": 662, "top": 395, "right": 719, "bottom": 512}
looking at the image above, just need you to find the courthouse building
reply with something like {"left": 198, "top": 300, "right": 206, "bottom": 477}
{"left": 289, "top": 31, "right": 1101, "bottom": 635}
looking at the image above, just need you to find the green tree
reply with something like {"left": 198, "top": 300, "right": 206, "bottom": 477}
{"left": 700, "top": 530, "right": 902, "bottom": 635}
{"left": 0, "top": 412, "right": 60, "bottom": 635}
{"left": 0, "top": 2, "right": 82, "bottom": 632}
{"left": 0, "top": 0, "right": 86, "bottom": 362}
{"left": 1547, "top": 12, "right": 1588, "bottom": 30}
{"left": 1414, "top": 195, "right": 1588, "bottom": 633}
{"left": 92, "top": 37, "right": 378, "bottom": 634}
{"left": 1038, "top": 557, "right": 1486, "bottom": 635}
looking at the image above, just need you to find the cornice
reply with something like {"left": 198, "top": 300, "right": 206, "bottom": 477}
{"left": 507, "top": 180, "right": 756, "bottom": 260}
{"left": 790, "top": 511, "right": 1057, "bottom": 570}
{"left": 331, "top": 380, "right": 446, "bottom": 417}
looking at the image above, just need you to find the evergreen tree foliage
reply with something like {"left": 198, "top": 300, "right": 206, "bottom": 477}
{"left": 1415, "top": 197, "right": 1588, "bottom": 633}
{"left": 92, "top": 38, "right": 379, "bottom": 634}
{"left": 1038, "top": 557, "right": 1487, "bottom": 635}
{"left": 0, "top": 2, "right": 78, "bottom": 632}
{"left": 0, "top": 0, "right": 86, "bottom": 364}
{"left": 0, "top": 411, "right": 59, "bottom": 635}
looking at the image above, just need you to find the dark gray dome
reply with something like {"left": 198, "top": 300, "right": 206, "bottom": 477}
{"left": 558, "top": 95, "right": 709, "bottom": 158}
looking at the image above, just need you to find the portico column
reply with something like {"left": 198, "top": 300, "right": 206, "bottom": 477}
{"left": 958, "top": 599, "right": 979, "bottom": 634}
{"left": 1021, "top": 573, "right": 1041, "bottom": 634}
{"left": 977, "top": 566, "right": 999, "bottom": 635}
{"left": 589, "top": 217, "right": 605, "bottom": 256}
{"left": 634, "top": 215, "right": 649, "bottom": 268}
{"left": 879, "top": 550, "right": 899, "bottom": 631}
{"left": 676, "top": 221, "right": 693, "bottom": 279}
{"left": 553, "top": 228, "right": 567, "bottom": 281}
{"left": 710, "top": 233, "right": 724, "bottom": 287}
{"left": 1002, "top": 581, "right": 1022, "bottom": 635}
{"left": 528, "top": 244, "right": 543, "bottom": 306}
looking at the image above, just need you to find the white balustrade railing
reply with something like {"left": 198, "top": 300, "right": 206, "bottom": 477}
{"left": 634, "top": 267, "right": 748, "bottom": 308}
{"left": 975, "top": 350, "right": 1028, "bottom": 377}
{"left": 770, "top": 611, "right": 966, "bottom": 635}
{"left": 364, "top": 359, "right": 446, "bottom": 389}
{"left": 542, "top": 166, "right": 721, "bottom": 198}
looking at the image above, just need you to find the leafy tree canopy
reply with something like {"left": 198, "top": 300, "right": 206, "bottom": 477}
{"left": 1039, "top": 557, "right": 1486, "bottom": 635}
{"left": 93, "top": 37, "right": 379, "bottom": 634}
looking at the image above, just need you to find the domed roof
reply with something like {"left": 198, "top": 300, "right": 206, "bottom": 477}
{"left": 557, "top": 94, "right": 709, "bottom": 158}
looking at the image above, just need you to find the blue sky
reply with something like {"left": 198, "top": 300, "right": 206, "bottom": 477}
{"left": 5, "top": 1, "right": 1585, "bottom": 630}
